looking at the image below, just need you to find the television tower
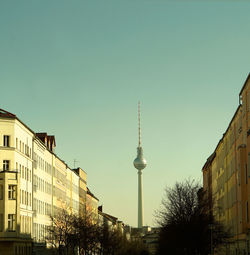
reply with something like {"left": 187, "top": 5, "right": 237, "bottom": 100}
{"left": 133, "top": 102, "right": 147, "bottom": 228}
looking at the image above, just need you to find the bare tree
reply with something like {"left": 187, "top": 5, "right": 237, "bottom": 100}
{"left": 71, "top": 212, "right": 101, "bottom": 255}
{"left": 47, "top": 209, "right": 149, "bottom": 255}
{"left": 156, "top": 179, "right": 229, "bottom": 255}
{"left": 98, "top": 223, "right": 123, "bottom": 255}
{"left": 47, "top": 209, "right": 75, "bottom": 255}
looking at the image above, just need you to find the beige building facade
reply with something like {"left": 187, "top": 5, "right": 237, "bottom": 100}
{"left": 73, "top": 167, "right": 87, "bottom": 217}
{"left": 203, "top": 74, "right": 250, "bottom": 255}
{"left": 66, "top": 166, "right": 79, "bottom": 215}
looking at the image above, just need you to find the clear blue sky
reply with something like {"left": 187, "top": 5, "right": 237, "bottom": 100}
{"left": 1, "top": 0, "right": 250, "bottom": 227}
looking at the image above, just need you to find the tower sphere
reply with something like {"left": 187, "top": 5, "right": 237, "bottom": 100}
{"left": 134, "top": 147, "right": 147, "bottom": 170}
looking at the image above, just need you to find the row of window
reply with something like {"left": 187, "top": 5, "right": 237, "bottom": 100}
{"left": 20, "top": 215, "right": 32, "bottom": 234}
{"left": 16, "top": 137, "right": 32, "bottom": 158}
{"left": 33, "top": 223, "right": 49, "bottom": 242}
{"left": 66, "top": 196, "right": 79, "bottom": 211}
{"left": 0, "top": 185, "right": 32, "bottom": 203}
{"left": 33, "top": 152, "right": 52, "bottom": 175}
{"left": 33, "top": 198, "right": 51, "bottom": 215}
{"left": 2, "top": 160, "right": 32, "bottom": 181}
{"left": 16, "top": 162, "right": 32, "bottom": 182}
{"left": 2, "top": 135, "right": 31, "bottom": 159}
{"left": 0, "top": 185, "right": 17, "bottom": 200}
{"left": 14, "top": 245, "right": 32, "bottom": 255}
{"left": 0, "top": 214, "right": 34, "bottom": 234}
{"left": 54, "top": 186, "right": 66, "bottom": 200}
{"left": 66, "top": 179, "right": 79, "bottom": 194}
{"left": 55, "top": 168, "right": 66, "bottom": 185}
{"left": 1, "top": 160, "right": 32, "bottom": 182}
{"left": 21, "top": 190, "right": 32, "bottom": 206}
{"left": 34, "top": 175, "right": 52, "bottom": 194}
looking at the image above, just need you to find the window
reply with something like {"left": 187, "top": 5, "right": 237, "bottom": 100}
{"left": 3, "top": 135, "right": 10, "bottom": 147}
{"left": 22, "top": 190, "right": 24, "bottom": 204}
{"left": 247, "top": 201, "right": 249, "bottom": 223}
{"left": 0, "top": 185, "right": 3, "bottom": 200}
{"left": 246, "top": 164, "right": 248, "bottom": 184}
{"left": 0, "top": 214, "right": 3, "bottom": 232}
{"left": 3, "top": 160, "right": 10, "bottom": 171}
{"left": 21, "top": 215, "right": 23, "bottom": 232}
{"left": 8, "top": 185, "right": 17, "bottom": 200}
{"left": 16, "top": 138, "right": 18, "bottom": 149}
{"left": 8, "top": 214, "right": 16, "bottom": 231}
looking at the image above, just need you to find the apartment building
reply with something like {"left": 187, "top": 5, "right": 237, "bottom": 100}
{"left": 86, "top": 187, "right": 99, "bottom": 223}
{"left": 33, "top": 134, "right": 52, "bottom": 245}
{"left": 0, "top": 109, "right": 87, "bottom": 255}
{"left": 66, "top": 166, "right": 79, "bottom": 215}
{"left": 203, "top": 74, "right": 250, "bottom": 255}
{"left": 73, "top": 167, "right": 87, "bottom": 216}
{"left": 0, "top": 109, "right": 33, "bottom": 255}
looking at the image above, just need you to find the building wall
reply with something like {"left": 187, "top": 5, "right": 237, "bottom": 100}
{"left": 66, "top": 167, "right": 79, "bottom": 215}
{"left": 53, "top": 157, "right": 67, "bottom": 215}
{"left": 0, "top": 113, "right": 84, "bottom": 255}
{"left": 0, "top": 110, "right": 130, "bottom": 255}
{"left": 75, "top": 167, "right": 87, "bottom": 217}
{"left": 33, "top": 138, "right": 53, "bottom": 245}
{"left": 86, "top": 190, "right": 99, "bottom": 223}
{"left": 203, "top": 76, "right": 250, "bottom": 255}
{"left": 0, "top": 117, "right": 33, "bottom": 254}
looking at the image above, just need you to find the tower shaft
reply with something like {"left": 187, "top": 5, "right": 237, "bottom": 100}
{"left": 138, "top": 170, "right": 143, "bottom": 228}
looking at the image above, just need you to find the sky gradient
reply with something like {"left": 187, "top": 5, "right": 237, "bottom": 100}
{"left": 1, "top": 0, "right": 250, "bottom": 227}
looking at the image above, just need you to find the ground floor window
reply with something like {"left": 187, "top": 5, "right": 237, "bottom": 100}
{"left": 0, "top": 214, "right": 3, "bottom": 231}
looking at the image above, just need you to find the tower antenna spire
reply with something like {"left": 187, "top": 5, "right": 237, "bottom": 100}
{"left": 138, "top": 101, "right": 141, "bottom": 147}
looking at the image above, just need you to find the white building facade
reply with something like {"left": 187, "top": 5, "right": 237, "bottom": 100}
{"left": 0, "top": 109, "right": 82, "bottom": 255}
